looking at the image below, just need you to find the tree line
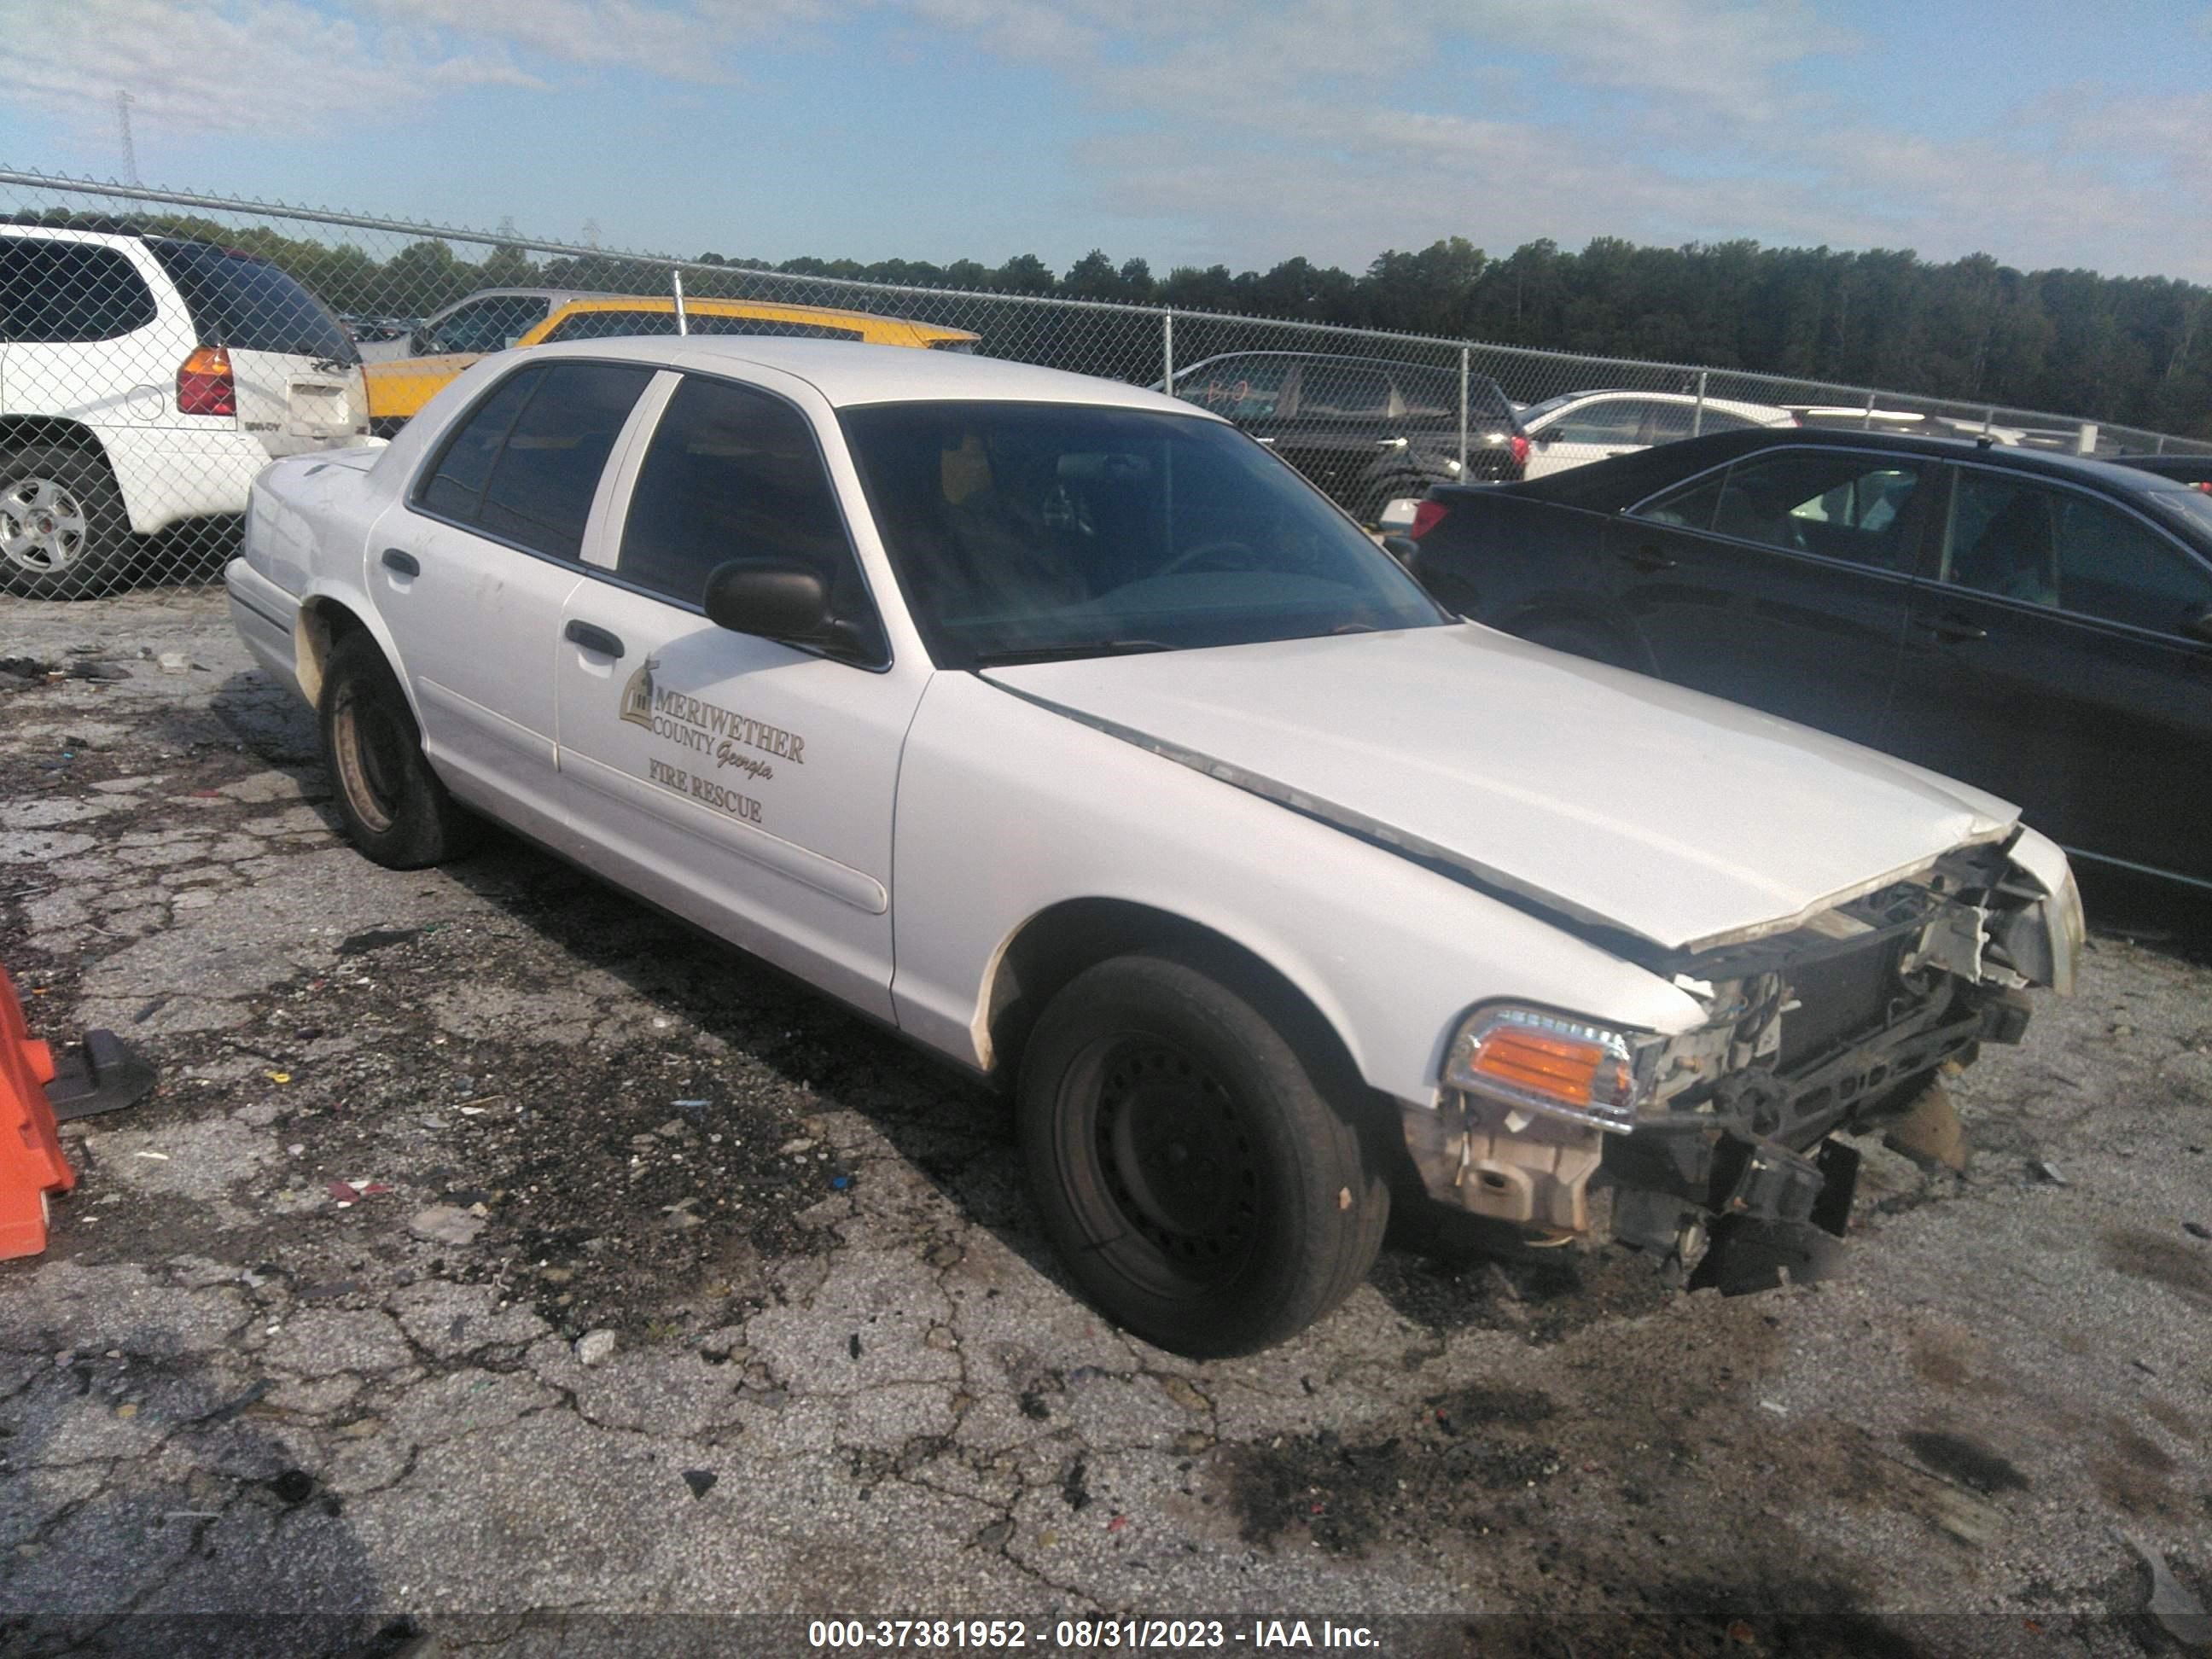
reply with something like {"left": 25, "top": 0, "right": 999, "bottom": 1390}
{"left": 13, "top": 207, "right": 2207, "bottom": 437}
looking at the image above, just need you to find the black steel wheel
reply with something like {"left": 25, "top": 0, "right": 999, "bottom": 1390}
{"left": 1019, "top": 951, "right": 1388, "bottom": 1356}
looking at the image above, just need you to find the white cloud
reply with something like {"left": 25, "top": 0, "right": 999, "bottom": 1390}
{"left": 365, "top": 0, "right": 833, "bottom": 80}
{"left": 3, "top": 0, "right": 2205, "bottom": 279}
{"left": 0, "top": 0, "right": 541, "bottom": 139}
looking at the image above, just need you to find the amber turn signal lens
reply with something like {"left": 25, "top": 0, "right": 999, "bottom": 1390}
{"left": 177, "top": 346, "right": 236, "bottom": 417}
{"left": 1464, "top": 1027, "right": 1618, "bottom": 1106}
{"left": 1444, "top": 1004, "right": 1657, "bottom": 1130}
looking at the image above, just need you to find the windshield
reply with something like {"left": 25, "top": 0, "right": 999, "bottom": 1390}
{"left": 839, "top": 401, "right": 1448, "bottom": 667}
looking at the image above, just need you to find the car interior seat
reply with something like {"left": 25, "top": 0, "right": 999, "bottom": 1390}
{"left": 1952, "top": 492, "right": 2058, "bottom": 605}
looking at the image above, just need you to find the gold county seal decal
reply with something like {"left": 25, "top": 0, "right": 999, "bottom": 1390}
{"left": 618, "top": 656, "right": 658, "bottom": 729}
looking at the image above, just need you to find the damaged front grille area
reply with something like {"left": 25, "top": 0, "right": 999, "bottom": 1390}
{"left": 1409, "top": 835, "right": 2064, "bottom": 1264}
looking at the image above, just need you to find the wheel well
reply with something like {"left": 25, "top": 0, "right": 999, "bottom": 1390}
{"left": 0, "top": 417, "right": 108, "bottom": 461}
{"left": 984, "top": 899, "right": 1363, "bottom": 1091}
{"left": 295, "top": 597, "right": 369, "bottom": 708}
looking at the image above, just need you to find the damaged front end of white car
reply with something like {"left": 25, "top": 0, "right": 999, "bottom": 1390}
{"left": 1400, "top": 830, "right": 2082, "bottom": 1289}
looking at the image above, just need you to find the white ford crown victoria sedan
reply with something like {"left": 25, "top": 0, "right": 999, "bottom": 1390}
{"left": 225, "top": 338, "right": 2081, "bottom": 1356}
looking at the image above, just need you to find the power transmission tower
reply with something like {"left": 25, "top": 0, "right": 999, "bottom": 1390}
{"left": 114, "top": 90, "right": 140, "bottom": 185}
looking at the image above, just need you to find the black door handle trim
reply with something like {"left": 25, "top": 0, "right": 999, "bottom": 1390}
{"left": 563, "top": 620, "right": 625, "bottom": 659}
{"left": 380, "top": 548, "right": 419, "bottom": 578}
{"left": 1618, "top": 545, "right": 1678, "bottom": 573}
{"left": 1921, "top": 614, "right": 1988, "bottom": 644}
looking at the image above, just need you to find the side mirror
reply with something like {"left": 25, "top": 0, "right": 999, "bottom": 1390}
{"left": 703, "top": 559, "right": 832, "bottom": 643}
{"left": 1380, "top": 535, "right": 1421, "bottom": 567}
{"left": 2184, "top": 602, "right": 2212, "bottom": 645}
{"left": 1533, "top": 427, "right": 1557, "bottom": 445}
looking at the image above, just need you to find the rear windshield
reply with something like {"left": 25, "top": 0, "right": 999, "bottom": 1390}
{"left": 147, "top": 240, "right": 356, "bottom": 363}
{"left": 540, "top": 309, "right": 865, "bottom": 344}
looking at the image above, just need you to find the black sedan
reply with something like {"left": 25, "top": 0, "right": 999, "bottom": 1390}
{"left": 1406, "top": 427, "right": 2212, "bottom": 890}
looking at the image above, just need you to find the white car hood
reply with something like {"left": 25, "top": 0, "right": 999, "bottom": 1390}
{"left": 983, "top": 624, "right": 2019, "bottom": 955}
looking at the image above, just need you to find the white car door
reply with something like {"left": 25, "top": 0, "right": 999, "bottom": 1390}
{"left": 372, "top": 358, "right": 657, "bottom": 849}
{"left": 1522, "top": 396, "right": 1654, "bottom": 479}
{"left": 554, "top": 368, "right": 928, "bottom": 1022}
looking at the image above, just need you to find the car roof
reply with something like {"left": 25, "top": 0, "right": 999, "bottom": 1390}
{"left": 1176, "top": 349, "right": 1498, "bottom": 380}
{"left": 1532, "top": 388, "right": 1790, "bottom": 417}
{"left": 0, "top": 224, "right": 238, "bottom": 260}
{"left": 538, "top": 294, "right": 977, "bottom": 341}
{"left": 1505, "top": 422, "right": 2202, "bottom": 509}
{"left": 486, "top": 335, "right": 1220, "bottom": 414}
{"left": 2110, "top": 453, "right": 2212, "bottom": 480}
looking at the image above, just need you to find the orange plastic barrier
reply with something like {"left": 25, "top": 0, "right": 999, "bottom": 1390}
{"left": 2, "top": 969, "right": 76, "bottom": 1260}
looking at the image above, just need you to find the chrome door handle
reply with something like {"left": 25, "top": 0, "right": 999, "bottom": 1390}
{"left": 563, "top": 620, "right": 625, "bottom": 659}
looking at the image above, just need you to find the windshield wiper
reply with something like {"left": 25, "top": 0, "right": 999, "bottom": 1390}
{"left": 969, "top": 639, "right": 1174, "bottom": 668}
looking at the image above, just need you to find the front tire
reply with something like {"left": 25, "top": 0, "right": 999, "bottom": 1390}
{"left": 320, "top": 632, "right": 479, "bottom": 869}
{"left": 1018, "top": 952, "right": 1388, "bottom": 1357}
{"left": 0, "top": 445, "right": 134, "bottom": 599}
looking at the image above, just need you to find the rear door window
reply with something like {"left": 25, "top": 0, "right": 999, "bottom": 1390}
{"left": 1173, "top": 358, "right": 1290, "bottom": 420}
{"left": 416, "top": 361, "right": 653, "bottom": 561}
{"left": 144, "top": 240, "right": 355, "bottom": 362}
{"left": 1295, "top": 363, "right": 1395, "bottom": 418}
{"left": 0, "top": 238, "right": 159, "bottom": 343}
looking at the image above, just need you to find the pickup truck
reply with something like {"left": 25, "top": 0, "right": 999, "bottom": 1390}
{"left": 224, "top": 337, "right": 2081, "bottom": 1356}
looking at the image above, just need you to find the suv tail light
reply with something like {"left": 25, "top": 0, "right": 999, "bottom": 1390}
{"left": 177, "top": 346, "right": 236, "bottom": 417}
{"left": 1509, "top": 434, "right": 1530, "bottom": 469}
{"left": 1410, "top": 500, "right": 1451, "bottom": 540}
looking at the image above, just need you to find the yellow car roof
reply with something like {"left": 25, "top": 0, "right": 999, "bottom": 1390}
{"left": 519, "top": 295, "right": 978, "bottom": 349}
{"left": 364, "top": 294, "right": 979, "bottom": 421}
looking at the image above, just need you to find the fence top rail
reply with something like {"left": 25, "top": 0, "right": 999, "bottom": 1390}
{"left": 2, "top": 164, "right": 2203, "bottom": 452}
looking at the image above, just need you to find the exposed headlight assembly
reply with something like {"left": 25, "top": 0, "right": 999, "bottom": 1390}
{"left": 1442, "top": 1004, "right": 1668, "bottom": 1132}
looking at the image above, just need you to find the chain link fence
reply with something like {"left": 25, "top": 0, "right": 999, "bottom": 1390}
{"left": 3, "top": 166, "right": 2209, "bottom": 602}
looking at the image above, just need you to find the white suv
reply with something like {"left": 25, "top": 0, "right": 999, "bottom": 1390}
{"left": 0, "top": 226, "right": 370, "bottom": 597}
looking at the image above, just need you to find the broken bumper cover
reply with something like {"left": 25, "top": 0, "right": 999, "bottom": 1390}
{"left": 1401, "top": 832, "right": 2079, "bottom": 1249}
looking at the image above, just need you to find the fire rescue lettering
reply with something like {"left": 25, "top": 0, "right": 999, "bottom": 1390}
{"left": 649, "top": 758, "right": 764, "bottom": 826}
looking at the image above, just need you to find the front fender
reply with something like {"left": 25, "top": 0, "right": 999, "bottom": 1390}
{"left": 888, "top": 672, "right": 1705, "bottom": 1107}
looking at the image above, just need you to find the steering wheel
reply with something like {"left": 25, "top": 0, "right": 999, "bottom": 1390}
{"left": 1157, "top": 538, "right": 1259, "bottom": 579}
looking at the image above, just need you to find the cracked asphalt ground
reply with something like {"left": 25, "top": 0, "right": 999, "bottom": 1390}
{"left": 3, "top": 591, "right": 2210, "bottom": 1656}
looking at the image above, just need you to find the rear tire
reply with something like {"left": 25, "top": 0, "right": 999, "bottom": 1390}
{"left": 1018, "top": 952, "right": 1388, "bottom": 1357}
{"left": 320, "top": 631, "right": 479, "bottom": 869}
{"left": 0, "top": 445, "right": 134, "bottom": 599}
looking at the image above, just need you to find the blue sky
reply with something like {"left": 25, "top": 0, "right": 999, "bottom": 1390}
{"left": 3, "top": 0, "right": 2207, "bottom": 281}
